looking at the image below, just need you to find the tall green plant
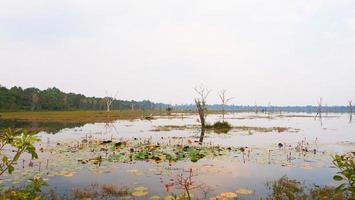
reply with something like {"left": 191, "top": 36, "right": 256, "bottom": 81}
{"left": 332, "top": 153, "right": 355, "bottom": 199}
{"left": 0, "top": 128, "right": 39, "bottom": 176}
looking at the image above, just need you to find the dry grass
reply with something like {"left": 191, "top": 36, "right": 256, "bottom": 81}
{"left": 0, "top": 110, "right": 170, "bottom": 123}
{"left": 101, "top": 184, "right": 130, "bottom": 197}
{"left": 71, "top": 183, "right": 130, "bottom": 199}
{"left": 72, "top": 186, "right": 98, "bottom": 199}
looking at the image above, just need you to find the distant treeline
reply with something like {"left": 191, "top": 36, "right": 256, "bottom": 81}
{"left": 0, "top": 85, "right": 170, "bottom": 111}
{"left": 174, "top": 104, "right": 353, "bottom": 113}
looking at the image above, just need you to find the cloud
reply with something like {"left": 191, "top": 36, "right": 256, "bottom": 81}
{"left": 0, "top": 0, "right": 354, "bottom": 105}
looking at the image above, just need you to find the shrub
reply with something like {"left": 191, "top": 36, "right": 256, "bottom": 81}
{"left": 206, "top": 121, "right": 232, "bottom": 133}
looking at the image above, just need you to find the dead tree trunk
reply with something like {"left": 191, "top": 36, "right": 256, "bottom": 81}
{"left": 349, "top": 100, "right": 353, "bottom": 122}
{"left": 218, "top": 89, "right": 232, "bottom": 122}
{"left": 105, "top": 92, "right": 118, "bottom": 112}
{"left": 194, "top": 86, "right": 210, "bottom": 145}
{"left": 315, "top": 97, "right": 322, "bottom": 119}
{"left": 105, "top": 97, "right": 113, "bottom": 112}
{"left": 195, "top": 99, "right": 206, "bottom": 144}
{"left": 349, "top": 100, "right": 353, "bottom": 114}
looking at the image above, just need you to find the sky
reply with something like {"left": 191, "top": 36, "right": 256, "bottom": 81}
{"left": 0, "top": 0, "right": 354, "bottom": 106}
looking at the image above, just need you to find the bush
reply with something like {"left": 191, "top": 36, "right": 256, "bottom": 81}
{"left": 206, "top": 121, "right": 232, "bottom": 133}
{"left": 0, "top": 177, "right": 47, "bottom": 200}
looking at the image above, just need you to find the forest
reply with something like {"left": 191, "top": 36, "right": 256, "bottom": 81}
{"left": 0, "top": 85, "right": 168, "bottom": 111}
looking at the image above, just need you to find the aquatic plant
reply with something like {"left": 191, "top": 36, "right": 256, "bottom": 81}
{"left": 0, "top": 176, "right": 47, "bottom": 200}
{"left": 106, "top": 142, "right": 230, "bottom": 163}
{"left": 310, "top": 186, "right": 344, "bottom": 200}
{"left": 267, "top": 175, "right": 307, "bottom": 199}
{"left": 266, "top": 176, "right": 345, "bottom": 200}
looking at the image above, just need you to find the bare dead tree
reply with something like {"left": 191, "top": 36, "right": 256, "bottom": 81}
{"left": 267, "top": 102, "right": 272, "bottom": 119}
{"left": 31, "top": 93, "right": 39, "bottom": 111}
{"left": 349, "top": 100, "right": 353, "bottom": 123}
{"left": 194, "top": 85, "right": 210, "bottom": 144}
{"left": 175, "top": 168, "right": 202, "bottom": 200}
{"left": 104, "top": 91, "right": 118, "bottom": 112}
{"left": 315, "top": 97, "right": 323, "bottom": 119}
{"left": 254, "top": 102, "right": 258, "bottom": 114}
{"left": 218, "top": 89, "right": 233, "bottom": 122}
{"left": 349, "top": 100, "right": 353, "bottom": 114}
{"left": 325, "top": 103, "right": 328, "bottom": 116}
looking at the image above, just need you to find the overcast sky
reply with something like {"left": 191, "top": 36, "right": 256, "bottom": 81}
{"left": 0, "top": 0, "right": 354, "bottom": 105}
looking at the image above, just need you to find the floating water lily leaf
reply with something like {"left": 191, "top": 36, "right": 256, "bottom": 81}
{"left": 132, "top": 190, "right": 148, "bottom": 197}
{"left": 220, "top": 192, "right": 237, "bottom": 198}
{"left": 63, "top": 172, "right": 75, "bottom": 177}
{"left": 134, "top": 186, "right": 148, "bottom": 191}
{"left": 302, "top": 163, "right": 313, "bottom": 170}
{"left": 210, "top": 196, "right": 227, "bottom": 200}
{"left": 150, "top": 195, "right": 161, "bottom": 200}
{"left": 164, "top": 195, "right": 175, "bottom": 200}
{"left": 135, "top": 172, "right": 144, "bottom": 176}
{"left": 127, "top": 169, "right": 139, "bottom": 173}
{"left": 236, "top": 188, "right": 254, "bottom": 195}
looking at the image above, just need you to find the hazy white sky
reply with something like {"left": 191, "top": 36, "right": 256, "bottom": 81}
{"left": 0, "top": 0, "right": 354, "bottom": 105}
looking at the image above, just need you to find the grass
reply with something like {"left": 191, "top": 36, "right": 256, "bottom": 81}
{"left": 0, "top": 110, "right": 170, "bottom": 123}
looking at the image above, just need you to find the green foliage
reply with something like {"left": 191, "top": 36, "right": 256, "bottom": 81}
{"left": 310, "top": 186, "right": 344, "bottom": 200}
{"left": 267, "top": 176, "right": 345, "bottom": 200}
{"left": 0, "top": 177, "right": 47, "bottom": 200}
{"left": 0, "top": 85, "right": 168, "bottom": 111}
{"left": 0, "top": 128, "right": 39, "bottom": 176}
{"left": 332, "top": 153, "right": 355, "bottom": 198}
{"left": 267, "top": 176, "right": 307, "bottom": 200}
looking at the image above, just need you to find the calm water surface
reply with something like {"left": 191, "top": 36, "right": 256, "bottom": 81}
{"left": 1, "top": 112, "right": 354, "bottom": 199}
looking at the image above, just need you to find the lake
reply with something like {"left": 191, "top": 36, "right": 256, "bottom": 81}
{"left": 1, "top": 112, "right": 354, "bottom": 199}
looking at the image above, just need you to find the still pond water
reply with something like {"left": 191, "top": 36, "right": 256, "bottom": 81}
{"left": 1, "top": 112, "right": 354, "bottom": 199}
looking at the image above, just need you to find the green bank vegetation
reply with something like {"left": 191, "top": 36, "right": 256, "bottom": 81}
{"left": 0, "top": 85, "right": 168, "bottom": 112}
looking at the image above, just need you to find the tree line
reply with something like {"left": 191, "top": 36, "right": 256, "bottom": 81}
{"left": 0, "top": 85, "right": 169, "bottom": 111}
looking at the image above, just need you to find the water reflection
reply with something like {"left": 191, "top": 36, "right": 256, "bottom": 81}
{"left": 0, "top": 119, "right": 85, "bottom": 134}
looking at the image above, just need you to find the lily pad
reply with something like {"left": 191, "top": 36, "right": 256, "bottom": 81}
{"left": 220, "top": 192, "right": 237, "bottom": 198}
{"left": 236, "top": 188, "right": 254, "bottom": 195}
{"left": 150, "top": 195, "right": 161, "bottom": 200}
{"left": 132, "top": 190, "right": 148, "bottom": 197}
